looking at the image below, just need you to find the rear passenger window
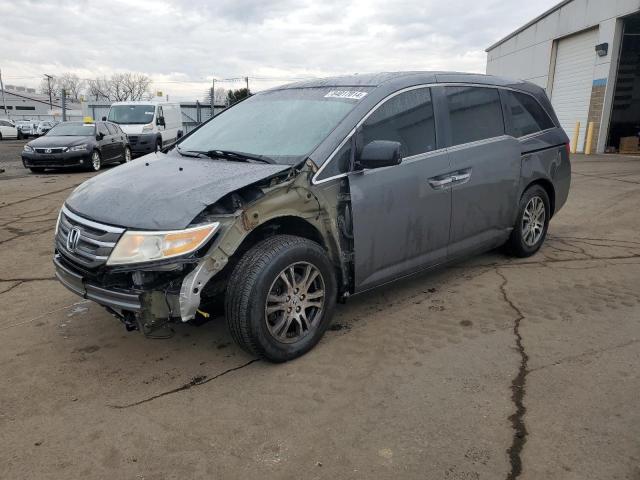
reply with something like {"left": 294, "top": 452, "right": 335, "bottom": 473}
{"left": 361, "top": 88, "right": 436, "bottom": 158}
{"left": 503, "top": 90, "right": 555, "bottom": 138}
{"left": 445, "top": 87, "right": 504, "bottom": 146}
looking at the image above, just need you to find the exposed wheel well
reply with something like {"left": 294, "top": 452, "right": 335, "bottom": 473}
{"left": 524, "top": 179, "right": 556, "bottom": 217}
{"left": 237, "top": 216, "right": 326, "bottom": 255}
{"left": 199, "top": 216, "right": 330, "bottom": 309}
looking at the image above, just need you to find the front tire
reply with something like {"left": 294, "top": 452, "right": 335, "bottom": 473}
{"left": 506, "top": 185, "right": 550, "bottom": 257}
{"left": 225, "top": 235, "right": 337, "bottom": 362}
{"left": 89, "top": 150, "right": 101, "bottom": 172}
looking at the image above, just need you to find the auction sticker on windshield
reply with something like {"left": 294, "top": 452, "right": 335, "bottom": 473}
{"left": 324, "top": 90, "right": 368, "bottom": 100}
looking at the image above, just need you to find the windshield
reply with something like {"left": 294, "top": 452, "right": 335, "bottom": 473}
{"left": 47, "top": 123, "right": 96, "bottom": 136}
{"left": 108, "top": 105, "right": 155, "bottom": 124}
{"left": 177, "top": 87, "right": 371, "bottom": 165}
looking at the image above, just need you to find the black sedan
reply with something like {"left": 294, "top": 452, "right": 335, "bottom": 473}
{"left": 21, "top": 121, "right": 131, "bottom": 173}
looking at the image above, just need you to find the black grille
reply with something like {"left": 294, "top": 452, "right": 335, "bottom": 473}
{"left": 35, "top": 147, "right": 66, "bottom": 154}
{"left": 127, "top": 135, "right": 139, "bottom": 145}
{"left": 56, "top": 207, "right": 124, "bottom": 270}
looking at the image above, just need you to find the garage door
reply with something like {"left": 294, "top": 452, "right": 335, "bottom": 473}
{"left": 551, "top": 28, "right": 598, "bottom": 152}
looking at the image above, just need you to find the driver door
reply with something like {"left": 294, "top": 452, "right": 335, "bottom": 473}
{"left": 349, "top": 87, "right": 452, "bottom": 292}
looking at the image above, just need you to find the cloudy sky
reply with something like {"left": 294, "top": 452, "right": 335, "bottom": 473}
{"left": 1, "top": 0, "right": 559, "bottom": 100}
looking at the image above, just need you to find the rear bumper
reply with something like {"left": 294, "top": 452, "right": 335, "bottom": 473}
{"left": 54, "top": 254, "right": 142, "bottom": 312}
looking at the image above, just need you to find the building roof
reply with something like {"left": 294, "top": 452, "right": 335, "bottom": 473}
{"left": 485, "top": 0, "right": 574, "bottom": 52}
{"left": 0, "top": 88, "right": 81, "bottom": 109}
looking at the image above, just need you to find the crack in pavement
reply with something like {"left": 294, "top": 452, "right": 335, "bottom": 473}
{"left": 0, "top": 184, "right": 80, "bottom": 210}
{"left": 528, "top": 339, "right": 640, "bottom": 374}
{"left": 0, "top": 281, "right": 22, "bottom": 295}
{"left": 572, "top": 172, "right": 640, "bottom": 186}
{"left": 0, "top": 276, "right": 56, "bottom": 283}
{"left": 497, "top": 268, "right": 529, "bottom": 480}
{"left": 0, "top": 226, "right": 55, "bottom": 245}
{"left": 0, "top": 278, "right": 57, "bottom": 297}
{"left": 109, "top": 359, "right": 261, "bottom": 409}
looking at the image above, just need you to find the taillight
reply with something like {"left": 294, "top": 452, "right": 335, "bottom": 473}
{"left": 565, "top": 143, "right": 571, "bottom": 156}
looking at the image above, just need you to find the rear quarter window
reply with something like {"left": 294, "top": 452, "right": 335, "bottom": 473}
{"left": 445, "top": 86, "right": 504, "bottom": 146}
{"left": 503, "top": 90, "right": 555, "bottom": 138}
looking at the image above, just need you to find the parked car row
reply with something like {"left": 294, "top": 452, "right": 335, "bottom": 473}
{"left": 16, "top": 100, "right": 184, "bottom": 173}
{"left": 0, "top": 119, "right": 57, "bottom": 139}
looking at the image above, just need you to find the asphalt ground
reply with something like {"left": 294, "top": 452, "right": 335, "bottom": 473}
{"left": 1, "top": 139, "right": 639, "bottom": 479}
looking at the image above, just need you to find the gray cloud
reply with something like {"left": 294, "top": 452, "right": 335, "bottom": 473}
{"left": 0, "top": 0, "right": 559, "bottom": 99}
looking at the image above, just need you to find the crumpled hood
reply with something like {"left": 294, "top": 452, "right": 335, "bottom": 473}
{"left": 65, "top": 152, "right": 291, "bottom": 230}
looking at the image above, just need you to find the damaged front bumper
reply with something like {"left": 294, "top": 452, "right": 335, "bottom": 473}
{"left": 54, "top": 251, "right": 224, "bottom": 334}
{"left": 55, "top": 254, "right": 143, "bottom": 312}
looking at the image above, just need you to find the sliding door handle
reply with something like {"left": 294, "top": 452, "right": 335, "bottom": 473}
{"left": 428, "top": 177, "right": 453, "bottom": 189}
{"left": 451, "top": 172, "right": 471, "bottom": 183}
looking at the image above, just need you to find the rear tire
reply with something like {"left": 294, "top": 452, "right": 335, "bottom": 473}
{"left": 225, "top": 235, "right": 337, "bottom": 362}
{"left": 121, "top": 147, "right": 132, "bottom": 164}
{"left": 506, "top": 185, "right": 550, "bottom": 257}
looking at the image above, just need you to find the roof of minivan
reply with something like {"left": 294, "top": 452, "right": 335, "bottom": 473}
{"left": 273, "top": 71, "right": 539, "bottom": 91}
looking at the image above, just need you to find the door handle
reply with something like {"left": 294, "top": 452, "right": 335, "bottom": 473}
{"left": 451, "top": 172, "right": 471, "bottom": 183}
{"left": 428, "top": 177, "right": 453, "bottom": 189}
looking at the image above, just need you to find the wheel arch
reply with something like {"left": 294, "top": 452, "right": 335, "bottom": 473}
{"left": 523, "top": 178, "right": 556, "bottom": 217}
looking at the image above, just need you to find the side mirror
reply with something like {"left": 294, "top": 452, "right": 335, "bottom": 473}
{"left": 157, "top": 116, "right": 166, "bottom": 126}
{"left": 96, "top": 132, "right": 104, "bottom": 141}
{"left": 357, "top": 140, "right": 402, "bottom": 169}
{"left": 101, "top": 116, "right": 107, "bottom": 121}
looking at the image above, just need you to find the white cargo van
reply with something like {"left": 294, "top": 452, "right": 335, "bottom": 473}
{"left": 105, "top": 101, "right": 183, "bottom": 156}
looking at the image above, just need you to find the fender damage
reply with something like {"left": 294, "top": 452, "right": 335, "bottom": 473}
{"left": 116, "top": 160, "right": 347, "bottom": 335}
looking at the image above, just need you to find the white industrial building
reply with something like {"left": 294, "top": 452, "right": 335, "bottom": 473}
{"left": 486, "top": 0, "right": 640, "bottom": 154}
{"left": 0, "top": 87, "right": 82, "bottom": 121}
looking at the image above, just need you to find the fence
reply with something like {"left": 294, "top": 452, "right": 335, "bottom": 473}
{"left": 86, "top": 102, "right": 227, "bottom": 133}
{"left": 5, "top": 101, "right": 227, "bottom": 131}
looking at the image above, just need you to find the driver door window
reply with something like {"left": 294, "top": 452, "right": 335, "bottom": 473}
{"left": 361, "top": 88, "right": 436, "bottom": 158}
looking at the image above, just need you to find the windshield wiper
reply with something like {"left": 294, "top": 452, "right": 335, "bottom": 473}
{"left": 177, "top": 148, "right": 276, "bottom": 164}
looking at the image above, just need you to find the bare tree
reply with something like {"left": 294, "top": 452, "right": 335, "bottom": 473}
{"left": 87, "top": 77, "right": 112, "bottom": 101}
{"left": 204, "top": 87, "right": 229, "bottom": 105}
{"left": 58, "top": 73, "right": 85, "bottom": 100}
{"left": 87, "top": 73, "right": 153, "bottom": 102}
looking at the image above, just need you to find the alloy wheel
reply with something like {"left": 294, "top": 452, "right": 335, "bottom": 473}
{"left": 521, "top": 196, "right": 545, "bottom": 246}
{"left": 265, "top": 262, "right": 325, "bottom": 344}
{"left": 91, "top": 151, "right": 101, "bottom": 171}
{"left": 124, "top": 148, "right": 131, "bottom": 162}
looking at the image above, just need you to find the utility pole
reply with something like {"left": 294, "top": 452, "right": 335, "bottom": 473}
{"left": 0, "top": 68, "right": 9, "bottom": 119}
{"left": 61, "top": 88, "right": 67, "bottom": 122}
{"left": 245, "top": 76, "right": 249, "bottom": 94}
{"left": 210, "top": 75, "right": 215, "bottom": 116}
{"left": 44, "top": 74, "right": 54, "bottom": 112}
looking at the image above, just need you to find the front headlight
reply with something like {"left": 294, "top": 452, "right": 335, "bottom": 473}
{"left": 142, "top": 123, "right": 154, "bottom": 132}
{"left": 69, "top": 144, "right": 88, "bottom": 151}
{"left": 23, "top": 145, "right": 34, "bottom": 152}
{"left": 106, "top": 223, "right": 219, "bottom": 266}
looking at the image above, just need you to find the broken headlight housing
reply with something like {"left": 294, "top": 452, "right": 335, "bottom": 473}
{"left": 106, "top": 223, "right": 219, "bottom": 266}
